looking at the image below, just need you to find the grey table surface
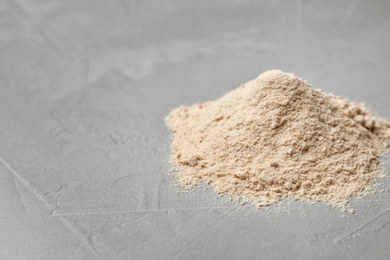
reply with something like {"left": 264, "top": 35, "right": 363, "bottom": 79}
{"left": 1, "top": 0, "right": 390, "bottom": 259}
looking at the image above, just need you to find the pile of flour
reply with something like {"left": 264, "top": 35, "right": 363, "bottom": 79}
{"left": 166, "top": 70, "right": 390, "bottom": 208}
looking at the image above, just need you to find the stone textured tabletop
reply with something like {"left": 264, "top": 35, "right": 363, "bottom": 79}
{"left": 1, "top": 0, "right": 390, "bottom": 259}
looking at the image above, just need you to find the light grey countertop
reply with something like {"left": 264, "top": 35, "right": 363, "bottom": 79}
{"left": 1, "top": 0, "right": 390, "bottom": 259}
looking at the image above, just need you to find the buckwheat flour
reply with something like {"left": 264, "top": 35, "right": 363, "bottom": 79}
{"left": 166, "top": 70, "right": 390, "bottom": 208}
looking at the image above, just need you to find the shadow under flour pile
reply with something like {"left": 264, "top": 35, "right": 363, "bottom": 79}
{"left": 166, "top": 70, "right": 390, "bottom": 208}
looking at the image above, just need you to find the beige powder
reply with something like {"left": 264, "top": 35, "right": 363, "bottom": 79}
{"left": 166, "top": 70, "right": 390, "bottom": 208}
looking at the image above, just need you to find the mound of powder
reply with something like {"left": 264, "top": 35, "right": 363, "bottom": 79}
{"left": 166, "top": 70, "right": 390, "bottom": 208}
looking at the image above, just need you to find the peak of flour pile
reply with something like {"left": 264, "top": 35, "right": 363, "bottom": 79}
{"left": 166, "top": 70, "right": 390, "bottom": 208}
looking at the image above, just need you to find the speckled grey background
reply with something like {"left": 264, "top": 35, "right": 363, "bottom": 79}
{"left": 1, "top": 0, "right": 390, "bottom": 259}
